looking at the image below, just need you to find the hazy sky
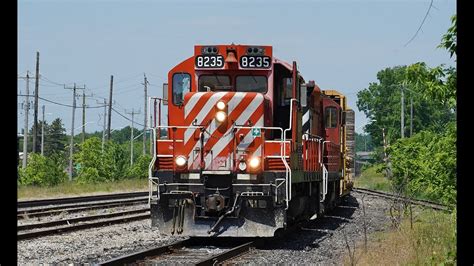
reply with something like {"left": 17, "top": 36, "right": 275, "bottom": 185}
{"left": 18, "top": 0, "right": 456, "bottom": 135}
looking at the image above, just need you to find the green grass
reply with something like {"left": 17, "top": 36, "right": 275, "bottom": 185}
{"left": 354, "top": 165, "right": 391, "bottom": 192}
{"left": 344, "top": 208, "right": 456, "bottom": 265}
{"left": 18, "top": 178, "right": 149, "bottom": 200}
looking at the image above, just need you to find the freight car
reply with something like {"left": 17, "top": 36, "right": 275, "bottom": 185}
{"left": 147, "top": 44, "right": 355, "bottom": 237}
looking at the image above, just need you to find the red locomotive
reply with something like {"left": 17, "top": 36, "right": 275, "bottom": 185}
{"left": 148, "top": 44, "right": 355, "bottom": 237}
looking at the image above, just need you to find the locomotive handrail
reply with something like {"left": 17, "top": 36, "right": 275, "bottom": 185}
{"left": 148, "top": 126, "right": 158, "bottom": 206}
{"left": 147, "top": 96, "right": 167, "bottom": 129}
{"left": 281, "top": 98, "right": 297, "bottom": 209}
{"left": 234, "top": 124, "right": 289, "bottom": 208}
{"left": 321, "top": 164, "right": 328, "bottom": 202}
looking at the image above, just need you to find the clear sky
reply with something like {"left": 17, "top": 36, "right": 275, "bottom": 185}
{"left": 18, "top": 0, "right": 456, "bottom": 135}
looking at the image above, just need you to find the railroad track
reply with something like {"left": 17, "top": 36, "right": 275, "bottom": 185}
{"left": 18, "top": 197, "right": 148, "bottom": 220}
{"left": 352, "top": 187, "right": 450, "bottom": 211}
{"left": 17, "top": 209, "right": 150, "bottom": 240}
{"left": 99, "top": 237, "right": 261, "bottom": 266}
{"left": 18, "top": 191, "right": 148, "bottom": 208}
{"left": 18, "top": 191, "right": 151, "bottom": 240}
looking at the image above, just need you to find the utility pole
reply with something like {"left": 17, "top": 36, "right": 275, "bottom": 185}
{"left": 143, "top": 73, "right": 148, "bottom": 155}
{"left": 82, "top": 91, "right": 86, "bottom": 143}
{"left": 32, "top": 52, "right": 40, "bottom": 153}
{"left": 97, "top": 99, "right": 107, "bottom": 152}
{"left": 410, "top": 96, "right": 413, "bottom": 137}
{"left": 107, "top": 75, "right": 114, "bottom": 141}
{"left": 382, "top": 128, "right": 392, "bottom": 178}
{"left": 81, "top": 90, "right": 93, "bottom": 143}
{"left": 126, "top": 109, "right": 140, "bottom": 166}
{"left": 21, "top": 71, "right": 31, "bottom": 168}
{"left": 400, "top": 86, "right": 405, "bottom": 138}
{"left": 41, "top": 105, "right": 45, "bottom": 156}
{"left": 65, "top": 83, "right": 85, "bottom": 180}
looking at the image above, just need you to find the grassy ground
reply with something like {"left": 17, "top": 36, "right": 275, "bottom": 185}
{"left": 343, "top": 208, "right": 456, "bottom": 265}
{"left": 18, "top": 178, "right": 149, "bottom": 200}
{"left": 354, "top": 165, "right": 391, "bottom": 192}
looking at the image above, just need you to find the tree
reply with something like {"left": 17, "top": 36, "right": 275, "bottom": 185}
{"left": 18, "top": 153, "right": 68, "bottom": 186}
{"left": 439, "top": 14, "right": 456, "bottom": 59}
{"left": 74, "top": 137, "right": 128, "bottom": 183}
{"left": 388, "top": 122, "right": 456, "bottom": 205}
{"left": 357, "top": 65, "right": 454, "bottom": 148}
{"left": 379, "top": 15, "right": 457, "bottom": 206}
{"left": 126, "top": 154, "right": 152, "bottom": 178}
{"left": 44, "top": 118, "right": 67, "bottom": 156}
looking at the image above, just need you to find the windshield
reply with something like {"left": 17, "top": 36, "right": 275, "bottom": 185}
{"left": 198, "top": 75, "right": 231, "bottom": 91}
{"left": 236, "top": 76, "right": 267, "bottom": 93}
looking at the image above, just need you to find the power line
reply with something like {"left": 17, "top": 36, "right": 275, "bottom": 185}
{"left": 146, "top": 72, "right": 166, "bottom": 81}
{"left": 40, "top": 75, "right": 66, "bottom": 86}
{"left": 111, "top": 107, "right": 146, "bottom": 128}
{"left": 404, "top": 0, "right": 434, "bottom": 47}
{"left": 17, "top": 94, "right": 107, "bottom": 108}
{"left": 114, "top": 85, "right": 142, "bottom": 95}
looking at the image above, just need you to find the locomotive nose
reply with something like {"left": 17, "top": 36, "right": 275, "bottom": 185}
{"left": 183, "top": 91, "right": 265, "bottom": 171}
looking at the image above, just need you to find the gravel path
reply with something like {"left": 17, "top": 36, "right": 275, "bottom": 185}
{"left": 17, "top": 192, "right": 391, "bottom": 264}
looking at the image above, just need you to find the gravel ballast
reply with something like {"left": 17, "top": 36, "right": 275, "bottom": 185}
{"left": 231, "top": 192, "right": 392, "bottom": 265}
{"left": 18, "top": 192, "right": 391, "bottom": 264}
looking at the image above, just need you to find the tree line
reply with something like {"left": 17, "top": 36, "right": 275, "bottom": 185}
{"left": 356, "top": 15, "right": 456, "bottom": 206}
{"left": 18, "top": 119, "right": 152, "bottom": 186}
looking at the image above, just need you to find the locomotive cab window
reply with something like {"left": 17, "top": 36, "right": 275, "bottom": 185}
{"left": 325, "top": 107, "right": 338, "bottom": 128}
{"left": 236, "top": 76, "right": 267, "bottom": 93}
{"left": 172, "top": 73, "right": 191, "bottom": 105}
{"left": 198, "top": 75, "right": 231, "bottom": 92}
{"left": 280, "top": 77, "right": 292, "bottom": 106}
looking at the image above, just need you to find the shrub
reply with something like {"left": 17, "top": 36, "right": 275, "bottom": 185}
{"left": 19, "top": 153, "right": 68, "bottom": 186}
{"left": 74, "top": 137, "right": 128, "bottom": 183}
{"left": 126, "top": 154, "right": 152, "bottom": 178}
{"left": 387, "top": 122, "right": 456, "bottom": 205}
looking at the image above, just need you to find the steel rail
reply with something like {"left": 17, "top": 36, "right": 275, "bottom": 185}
{"left": 17, "top": 199, "right": 147, "bottom": 220}
{"left": 99, "top": 238, "right": 258, "bottom": 265}
{"left": 195, "top": 241, "right": 256, "bottom": 266}
{"left": 18, "top": 208, "right": 150, "bottom": 231}
{"left": 99, "top": 239, "right": 193, "bottom": 265}
{"left": 17, "top": 213, "right": 150, "bottom": 240}
{"left": 18, "top": 191, "right": 148, "bottom": 208}
{"left": 352, "top": 187, "right": 450, "bottom": 211}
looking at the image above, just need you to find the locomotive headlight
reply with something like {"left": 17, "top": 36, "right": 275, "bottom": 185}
{"left": 216, "top": 101, "right": 226, "bottom": 110}
{"left": 249, "top": 157, "right": 260, "bottom": 169}
{"left": 175, "top": 156, "right": 187, "bottom": 167}
{"left": 216, "top": 111, "right": 227, "bottom": 122}
{"left": 238, "top": 161, "right": 247, "bottom": 171}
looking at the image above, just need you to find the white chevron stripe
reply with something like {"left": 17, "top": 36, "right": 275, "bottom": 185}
{"left": 187, "top": 92, "right": 250, "bottom": 169}
{"left": 184, "top": 92, "right": 204, "bottom": 119}
{"left": 204, "top": 95, "right": 263, "bottom": 164}
{"left": 252, "top": 144, "right": 262, "bottom": 157}
{"left": 206, "top": 115, "right": 264, "bottom": 169}
{"left": 184, "top": 92, "right": 227, "bottom": 144}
